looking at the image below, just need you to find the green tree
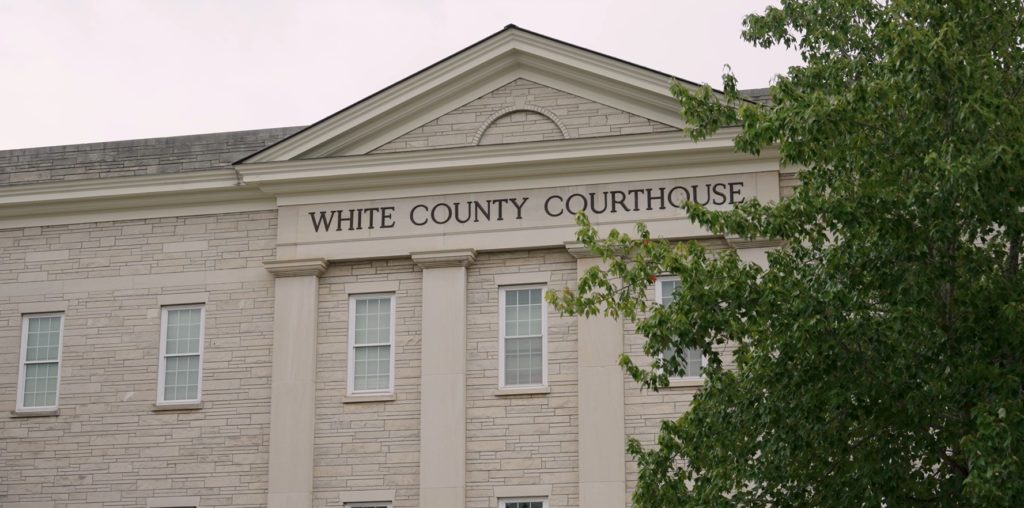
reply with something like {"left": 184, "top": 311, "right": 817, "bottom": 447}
{"left": 548, "top": 1, "right": 1024, "bottom": 505}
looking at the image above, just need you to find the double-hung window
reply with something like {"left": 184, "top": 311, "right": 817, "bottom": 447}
{"left": 499, "top": 498, "right": 547, "bottom": 508}
{"left": 656, "top": 277, "right": 704, "bottom": 379}
{"left": 158, "top": 305, "right": 205, "bottom": 404}
{"left": 348, "top": 294, "right": 395, "bottom": 395}
{"left": 499, "top": 285, "right": 547, "bottom": 388}
{"left": 17, "top": 313, "right": 64, "bottom": 412}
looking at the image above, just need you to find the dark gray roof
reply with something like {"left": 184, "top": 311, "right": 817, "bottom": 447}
{"left": 0, "top": 126, "right": 304, "bottom": 187}
{"left": 740, "top": 88, "right": 772, "bottom": 106}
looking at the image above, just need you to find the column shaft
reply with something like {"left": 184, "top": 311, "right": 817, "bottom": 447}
{"left": 574, "top": 255, "right": 627, "bottom": 507}
{"left": 265, "top": 259, "right": 326, "bottom": 508}
{"left": 413, "top": 250, "right": 474, "bottom": 508}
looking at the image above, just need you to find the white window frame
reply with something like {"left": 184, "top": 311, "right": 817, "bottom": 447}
{"left": 498, "top": 284, "right": 548, "bottom": 389}
{"left": 654, "top": 276, "right": 706, "bottom": 381}
{"left": 157, "top": 304, "right": 206, "bottom": 405}
{"left": 347, "top": 293, "right": 396, "bottom": 396}
{"left": 16, "top": 312, "right": 65, "bottom": 412}
{"left": 499, "top": 497, "right": 548, "bottom": 508}
{"left": 343, "top": 503, "right": 392, "bottom": 508}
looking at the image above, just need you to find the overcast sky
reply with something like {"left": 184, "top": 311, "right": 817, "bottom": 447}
{"left": 0, "top": 0, "right": 801, "bottom": 150}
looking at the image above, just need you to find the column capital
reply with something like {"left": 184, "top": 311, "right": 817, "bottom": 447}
{"left": 264, "top": 258, "right": 328, "bottom": 278}
{"left": 723, "top": 236, "right": 785, "bottom": 250}
{"left": 411, "top": 249, "right": 476, "bottom": 269}
{"left": 565, "top": 241, "right": 599, "bottom": 259}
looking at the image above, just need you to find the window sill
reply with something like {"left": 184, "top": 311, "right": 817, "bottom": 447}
{"left": 152, "top": 402, "right": 204, "bottom": 411}
{"left": 10, "top": 408, "right": 60, "bottom": 418}
{"left": 668, "top": 377, "right": 704, "bottom": 388}
{"left": 496, "top": 386, "right": 551, "bottom": 396}
{"left": 343, "top": 393, "right": 396, "bottom": 404}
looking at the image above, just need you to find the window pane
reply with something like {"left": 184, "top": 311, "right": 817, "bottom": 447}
{"left": 354, "top": 297, "right": 391, "bottom": 346}
{"left": 25, "top": 316, "right": 61, "bottom": 362}
{"left": 504, "top": 336, "right": 542, "bottom": 386}
{"left": 354, "top": 345, "right": 391, "bottom": 391}
{"left": 660, "top": 279, "right": 681, "bottom": 306}
{"left": 663, "top": 345, "right": 703, "bottom": 377}
{"left": 23, "top": 362, "right": 59, "bottom": 407}
{"left": 504, "top": 502, "right": 545, "bottom": 508}
{"left": 504, "top": 288, "right": 542, "bottom": 338}
{"left": 164, "top": 354, "right": 201, "bottom": 401}
{"left": 166, "top": 308, "right": 201, "bottom": 355}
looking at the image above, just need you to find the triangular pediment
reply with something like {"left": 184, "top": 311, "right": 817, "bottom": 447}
{"left": 239, "top": 25, "right": 700, "bottom": 164}
{"left": 369, "top": 78, "right": 677, "bottom": 154}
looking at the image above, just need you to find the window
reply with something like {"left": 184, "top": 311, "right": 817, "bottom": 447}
{"left": 344, "top": 503, "right": 391, "bottom": 508}
{"left": 348, "top": 294, "right": 395, "bottom": 395}
{"left": 16, "top": 313, "right": 64, "bottom": 411}
{"left": 499, "top": 286, "right": 547, "bottom": 388}
{"left": 500, "top": 498, "right": 547, "bottom": 508}
{"left": 656, "top": 277, "right": 704, "bottom": 378}
{"left": 158, "top": 305, "right": 205, "bottom": 404}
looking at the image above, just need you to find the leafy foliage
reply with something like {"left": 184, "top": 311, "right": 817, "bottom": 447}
{"left": 547, "top": 1, "right": 1024, "bottom": 506}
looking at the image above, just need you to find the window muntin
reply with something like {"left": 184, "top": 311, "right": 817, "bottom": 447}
{"left": 17, "top": 313, "right": 64, "bottom": 411}
{"left": 348, "top": 294, "right": 395, "bottom": 395}
{"left": 499, "top": 286, "right": 547, "bottom": 388}
{"left": 656, "top": 277, "right": 704, "bottom": 378}
{"left": 499, "top": 498, "right": 547, "bottom": 508}
{"left": 158, "top": 305, "right": 205, "bottom": 404}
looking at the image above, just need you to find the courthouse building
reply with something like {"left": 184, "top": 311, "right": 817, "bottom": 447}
{"left": 0, "top": 26, "right": 790, "bottom": 508}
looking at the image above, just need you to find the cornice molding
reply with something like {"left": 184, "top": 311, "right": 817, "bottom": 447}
{"left": 264, "top": 258, "right": 329, "bottom": 277}
{"left": 238, "top": 130, "right": 761, "bottom": 197}
{"left": 724, "top": 236, "right": 786, "bottom": 250}
{"left": 411, "top": 249, "right": 477, "bottom": 268}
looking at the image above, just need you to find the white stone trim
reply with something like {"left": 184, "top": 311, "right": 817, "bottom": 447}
{"left": 157, "top": 292, "right": 209, "bottom": 306}
{"left": 18, "top": 301, "right": 68, "bottom": 314}
{"left": 472, "top": 105, "right": 570, "bottom": 145}
{"left": 338, "top": 489, "right": 396, "bottom": 504}
{"left": 147, "top": 496, "right": 201, "bottom": 507}
{"left": 493, "top": 272, "right": 550, "bottom": 286}
{"left": 493, "top": 484, "right": 552, "bottom": 500}
{"left": 343, "top": 280, "right": 401, "bottom": 294}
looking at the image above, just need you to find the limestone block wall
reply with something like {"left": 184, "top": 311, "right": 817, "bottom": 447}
{"left": 465, "top": 249, "right": 580, "bottom": 508}
{"left": 314, "top": 259, "right": 423, "bottom": 507}
{"left": 0, "top": 210, "right": 278, "bottom": 508}
{"left": 621, "top": 242, "right": 739, "bottom": 506}
{"left": 369, "top": 78, "right": 677, "bottom": 154}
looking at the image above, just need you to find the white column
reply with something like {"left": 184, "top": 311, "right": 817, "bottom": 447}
{"left": 264, "top": 258, "right": 328, "bottom": 508}
{"left": 411, "top": 249, "right": 476, "bottom": 508}
{"left": 567, "top": 243, "right": 627, "bottom": 508}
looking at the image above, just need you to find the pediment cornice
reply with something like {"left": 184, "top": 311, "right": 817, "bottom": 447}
{"left": 239, "top": 26, "right": 701, "bottom": 163}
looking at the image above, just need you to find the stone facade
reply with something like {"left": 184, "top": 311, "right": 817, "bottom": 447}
{"left": 0, "top": 25, "right": 782, "bottom": 508}
{"left": 0, "top": 210, "right": 278, "bottom": 507}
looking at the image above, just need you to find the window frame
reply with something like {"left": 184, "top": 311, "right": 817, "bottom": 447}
{"left": 343, "top": 504, "right": 392, "bottom": 508}
{"left": 497, "top": 284, "right": 549, "bottom": 389}
{"left": 156, "top": 304, "right": 206, "bottom": 406}
{"left": 498, "top": 497, "right": 548, "bottom": 508}
{"left": 16, "top": 312, "right": 65, "bottom": 412}
{"left": 347, "top": 293, "right": 397, "bottom": 396}
{"left": 654, "top": 276, "right": 706, "bottom": 381}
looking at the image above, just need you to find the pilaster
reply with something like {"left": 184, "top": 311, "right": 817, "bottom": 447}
{"left": 265, "top": 258, "right": 327, "bottom": 508}
{"left": 411, "top": 249, "right": 476, "bottom": 507}
{"left": 566, "top": 242, "right": 627, "bottom": 507}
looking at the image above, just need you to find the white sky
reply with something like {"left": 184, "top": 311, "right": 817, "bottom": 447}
{"left": 0, "top": 0, "right": 801, "bottom": 150}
